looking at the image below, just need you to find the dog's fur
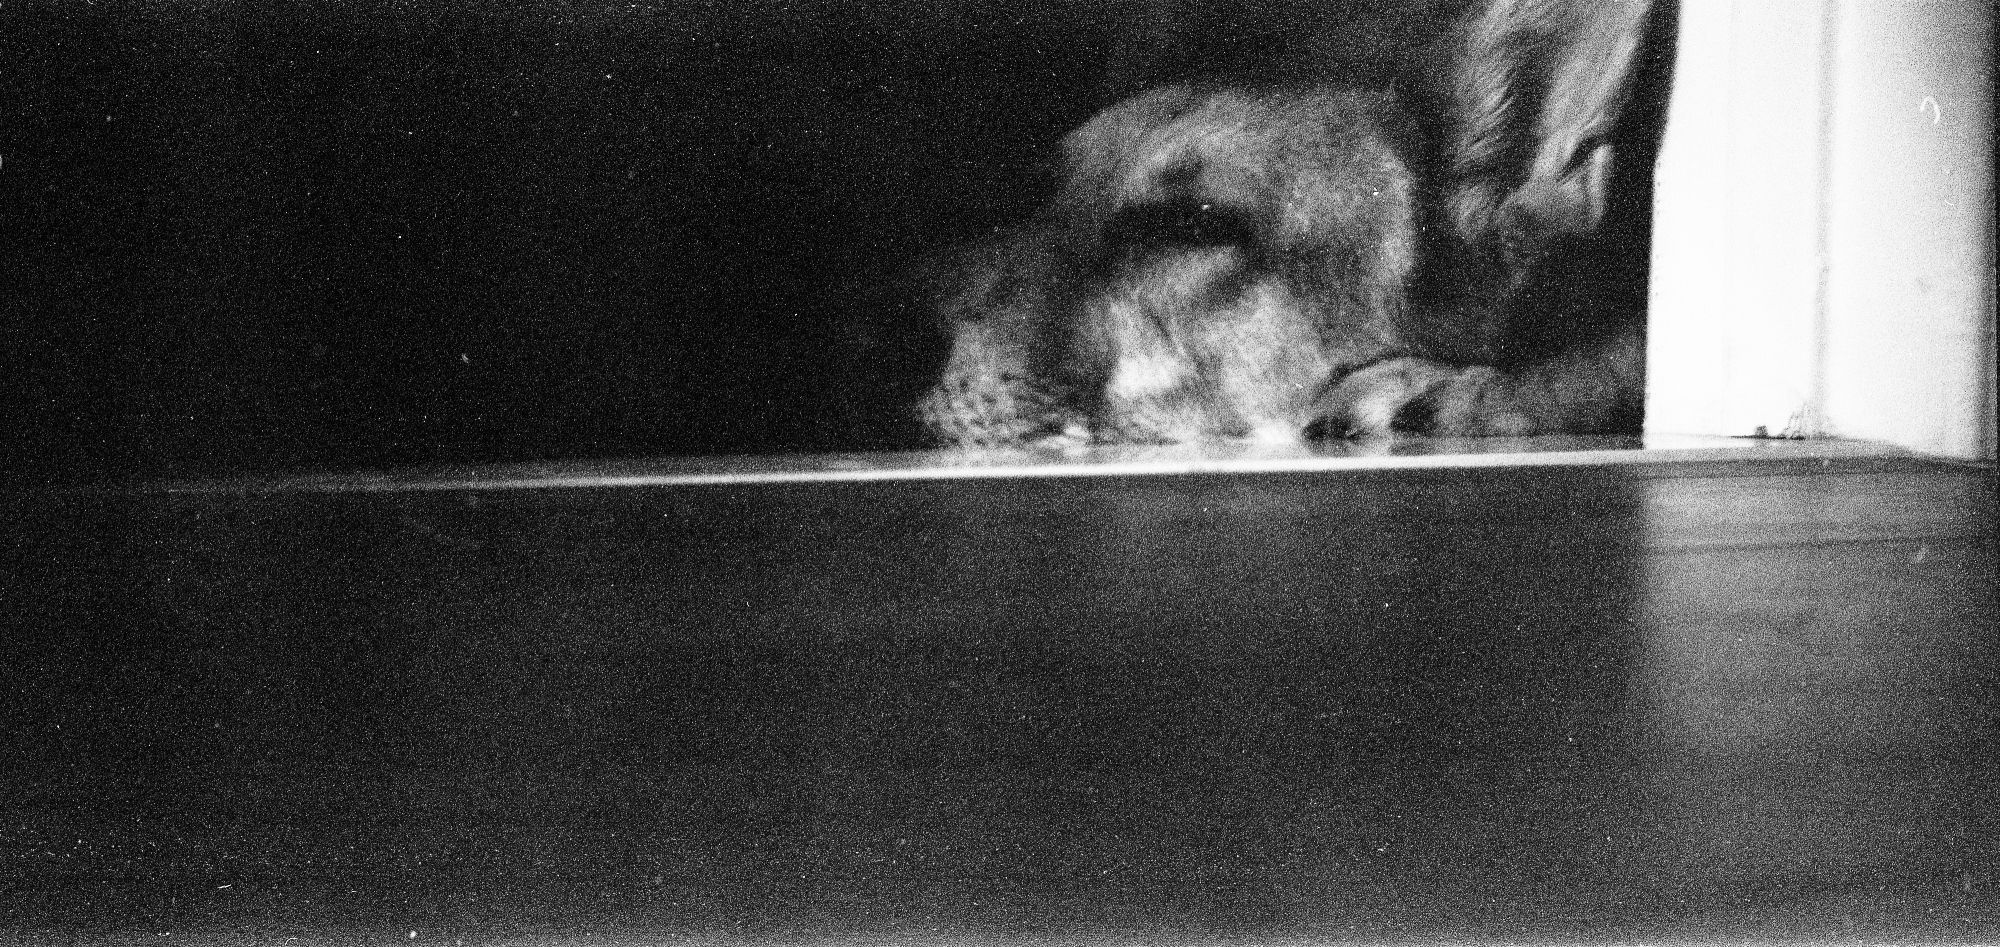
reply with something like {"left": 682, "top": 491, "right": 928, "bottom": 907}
{"left": 919, "top": 0, "right": 1665, "bottom": 446}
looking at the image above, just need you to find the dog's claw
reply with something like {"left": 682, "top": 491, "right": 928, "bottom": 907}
{"left": 1317, "top": 358, "right": 1534, "bottom": 438}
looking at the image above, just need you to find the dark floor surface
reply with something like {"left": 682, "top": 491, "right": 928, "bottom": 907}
{"left": 3, "top": 444, "right": 1995, "bottom": 945}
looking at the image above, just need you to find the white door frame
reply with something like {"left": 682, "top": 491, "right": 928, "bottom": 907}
{"left": 1646, "top": 0, "right": 1995, "bottom": 460}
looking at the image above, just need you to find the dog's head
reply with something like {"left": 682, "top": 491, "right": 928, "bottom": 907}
{"left": 1045, "top": 83, "right": 1427, "bottom": 442}
{"left": 917, "top": 0, "right": 1662, "bottom": 447}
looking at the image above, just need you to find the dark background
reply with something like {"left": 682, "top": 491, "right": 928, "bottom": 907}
{"left": 4, "top": 0, "right": 1122, "bottom": 480}
{"left": 3, "top": 0, "right": 1666, "bottom": 483}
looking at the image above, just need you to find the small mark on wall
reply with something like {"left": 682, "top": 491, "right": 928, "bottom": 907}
{"left": 1918, "top": 96, "right": 1942, "bottom": 126}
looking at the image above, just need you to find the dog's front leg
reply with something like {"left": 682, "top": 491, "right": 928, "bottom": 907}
{"left": 1317, "top": 327, "right": 1644, "bottom": 438}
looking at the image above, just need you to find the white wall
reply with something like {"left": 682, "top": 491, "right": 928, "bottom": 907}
{"left": 1646, "top": 0, "right": 1995, "bottom": 459}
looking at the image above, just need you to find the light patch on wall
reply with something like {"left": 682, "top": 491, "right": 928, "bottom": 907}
{"left": 1646, "top": 0, "right": 1995, "bottom": 460}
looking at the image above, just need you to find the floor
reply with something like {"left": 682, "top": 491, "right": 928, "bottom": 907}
{"left": 3, "top": 437, "right": 1994, "bottom": 945}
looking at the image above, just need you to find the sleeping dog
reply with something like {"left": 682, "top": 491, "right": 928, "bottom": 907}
{"left": 919, "top": 0, "right": 1665, "bottom": 446}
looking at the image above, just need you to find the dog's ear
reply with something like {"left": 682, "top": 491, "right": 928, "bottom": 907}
{"left": 1436, "top": 0, "right": 1661, "bottom": 250}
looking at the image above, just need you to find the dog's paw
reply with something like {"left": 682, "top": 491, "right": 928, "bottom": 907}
{"left": 1314, "top": 358, "right": 1535, "bottom": 438}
